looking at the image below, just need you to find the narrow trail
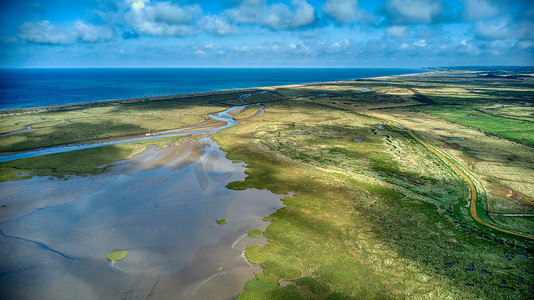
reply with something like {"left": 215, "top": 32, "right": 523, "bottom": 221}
{"left": 386, "top": 121, "right": 534, "bottom": 241}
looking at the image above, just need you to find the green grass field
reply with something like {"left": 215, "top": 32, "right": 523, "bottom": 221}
{"left": 213, "top": 89, "right": 534, "bottom": 299}
{"left": 419, "top": 104, "right": 534, "bottom": 146}
{"left": 1, "top": 70, "right": 533, "bottom": 299}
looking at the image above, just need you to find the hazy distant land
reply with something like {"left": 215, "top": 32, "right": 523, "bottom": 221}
{"left": 0, "top": 69, "right": 533, "bottom": 299}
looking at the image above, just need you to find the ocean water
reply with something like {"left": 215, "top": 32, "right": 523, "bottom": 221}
{"left": 0, "top": 68, "right": 426, "bottom": 109}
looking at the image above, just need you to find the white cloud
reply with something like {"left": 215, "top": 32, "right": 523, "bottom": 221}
{"left": 516, "top": 21, "right": 534, "bottom": 39}
{"left": 126, "top": 0, "right": 149, "bottom": 11}
{"left": 125, "top": 1, "right": 202, "bottom": 36}
{"left": 386, "top": 25, "right": 407, "bottom": 38}
{"left": 287, "top": 41, "right": 310, "bottom": 53}
{"left": 488, "top": 40, "right": 517, "bottom": 55}
{"left": 413, "top": 39, "right": 426, "bottom": 47}
{"left": 226, "top": 0, "right": 316, "bottom": 30}
{"left": 205, "top": 43, "right": 214, "bottom": 49}
{"left": 516, "top": 40, "right": 533, "bottom": 50}
{"left": 320, "top": 39, "right": 351, "bottom": 54}
{"left": 400, "top": 43, "right": 409, "bottom": 49}
{"left": 461, "top": 0, "right": 497, "bottom": 20}
{"left": 19, "top": 20, "right": 112, "bottom": 44}
{"left": 234, "top": 46, "right": 250, "bottom": 52}
{"left": 292, "top": 0, "right": 316, "bottom": 27}
{"left": 458, "top": 39, "right": 481, "bottom": 55}
{"left": 385, "top": 0, "right": 442, "bottom": 24}
{"left": 195, "top": 49, "right": 207, "bottom": 56}
{"left": 201, "top": 16, "right": 235, "bottom": 35}
{"left": 474, "top": 19, "right": 510, "bottom": 40}
{"left": 264, "top": 0, "right": 315, "bottom": 30}
{"left": 75, "top": 21, "right": 112, "bottom": 42}
{"left": 323, "top": 0, "right": 359, "bottom": 24}
{"left": 19, "top": 20, "right": 72, "bottom": 44}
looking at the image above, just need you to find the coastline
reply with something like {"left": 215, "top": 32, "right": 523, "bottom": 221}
{"left": 2, "top": 69, "right": 534, "bottom": 298}
{"left": 0, "top": 71, "right": 433, "bottom": 115}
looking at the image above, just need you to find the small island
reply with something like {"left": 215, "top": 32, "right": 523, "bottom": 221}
{"left": 247, "top": 229, "right": 263, "bottom": 237}
{"left": 107, "top": 250, "right": 128, "bottom": 261}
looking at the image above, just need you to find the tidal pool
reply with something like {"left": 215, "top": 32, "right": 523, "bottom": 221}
{"left": 0, "top": 137, "right": 285, "bottom": 299}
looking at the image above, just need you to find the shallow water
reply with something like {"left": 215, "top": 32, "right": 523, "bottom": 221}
{"left": 0, "top": 137, "right": 285, "bottom": 299}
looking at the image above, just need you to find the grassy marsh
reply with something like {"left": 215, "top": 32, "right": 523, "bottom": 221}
{"left": 1, "top": 70, "right": 533, "bottom": 299}
{"left": 0, "top": 136, "right": 184, "bottom": 181}
{"left": 213, "top": 70, "right": 534, "bottom": 298}
{"left": 0, "top": 91, "right": 249, "bottom": 151}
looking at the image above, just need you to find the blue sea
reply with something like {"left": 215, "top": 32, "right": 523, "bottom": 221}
{"left": 0, "top": 68, "right": 426, "bottom": 109}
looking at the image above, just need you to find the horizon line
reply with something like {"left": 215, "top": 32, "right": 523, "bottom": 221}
{"left": 1, "top": 65, "right": 533, "bottom": 70}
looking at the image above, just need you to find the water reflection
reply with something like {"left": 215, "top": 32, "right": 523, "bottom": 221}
{"left": 0, "top": 137, "right": 285, "bottom": 299}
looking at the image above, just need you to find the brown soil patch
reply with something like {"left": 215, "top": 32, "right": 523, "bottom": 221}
{"left": 489, "top": 183, "right": 534, "bottom": 208}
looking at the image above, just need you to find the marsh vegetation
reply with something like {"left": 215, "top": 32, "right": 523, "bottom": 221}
{"left": 0, "top": 70, "right": 533, "bottom": 299}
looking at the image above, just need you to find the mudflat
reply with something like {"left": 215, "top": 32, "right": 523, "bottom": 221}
{"left": 0, "top": 136, "right": 285, "bottom": 299}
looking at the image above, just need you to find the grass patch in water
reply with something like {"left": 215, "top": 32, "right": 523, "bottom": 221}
{"left": 247, "top": 228, "right": 263, "bottom": 237}
{"left": 216, "top": 218, "right": 227, "bottom": 225}
{"left": 107, "top": 250, "right": 127, "bottom": 261}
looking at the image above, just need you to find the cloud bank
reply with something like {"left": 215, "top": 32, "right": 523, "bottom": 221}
{"left": 2, "top": 0, "right": 533, "bottom": 67}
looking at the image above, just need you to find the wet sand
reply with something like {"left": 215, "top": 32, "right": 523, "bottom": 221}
{"left": 0, "top": 137, "right": 285, "bottom": 299}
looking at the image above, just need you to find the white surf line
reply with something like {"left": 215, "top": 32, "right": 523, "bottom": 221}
{"left": 241, "top": 251, "right": 253, "bottom": 268}
{"left": 231, "top": 234, "right": 254, "bottom": 268}
{"left": 185, "top": 232, "right": 260, "bottom": 296}
{"left": 185, "top": 267, "right": 252, "bottom": 296}
{"left": 231, "top": 233, "right": 248, "bottom": 250}
{"left": 235, "top": 235, "right": 254, "bottom": 267}
{"left": 110, "top": 260, "right": 129, "bottom": 273}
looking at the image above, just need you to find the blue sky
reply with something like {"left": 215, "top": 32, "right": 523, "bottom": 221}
{"left": 1, "top": 0, "right": 533, "bottom": 67}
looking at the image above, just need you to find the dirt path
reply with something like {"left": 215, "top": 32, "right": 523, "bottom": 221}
{"left": 395, "top": 122, "right": 534, "bottom": 241}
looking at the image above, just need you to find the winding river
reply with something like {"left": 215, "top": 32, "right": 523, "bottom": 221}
{"left": 0, "top": 104, "right": 256, "bottom": 163}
